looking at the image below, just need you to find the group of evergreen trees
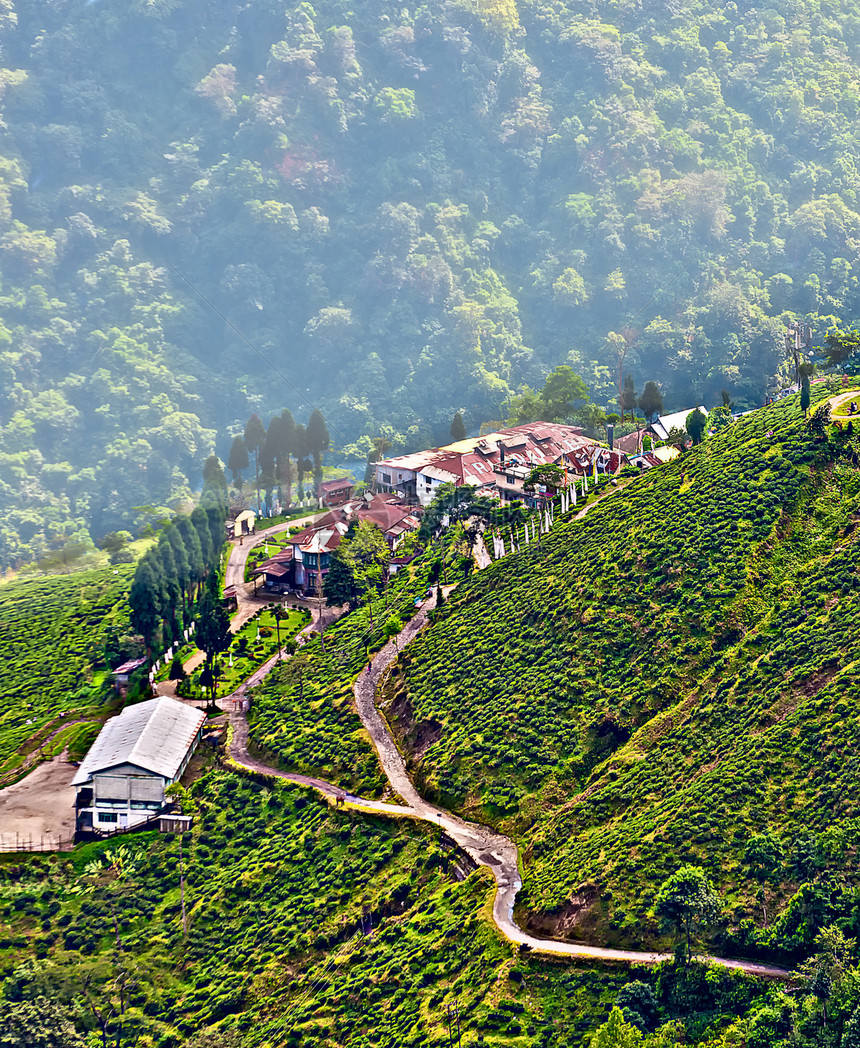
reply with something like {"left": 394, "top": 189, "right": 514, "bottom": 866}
{"left": 128, "top": 458, "right": 228, "bottom": 654}
{"left": 227, "top": 408, "right": 329, "bottom": 514}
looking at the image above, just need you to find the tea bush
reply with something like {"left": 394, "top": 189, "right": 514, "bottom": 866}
{"left": 388, "top": 388, "right": 860, "bottom": 944}
{"left": 0, "top": 565, "right": 134, "bottom": 780}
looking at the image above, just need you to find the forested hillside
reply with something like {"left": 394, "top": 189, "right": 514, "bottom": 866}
{"left": 384, "top": 387, "right": 860, "bottom": 957}
{"left": 4, "top": 0, "right": 860, "bottom": 564}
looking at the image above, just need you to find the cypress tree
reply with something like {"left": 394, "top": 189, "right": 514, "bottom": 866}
{"left": 278, "top": 409, "right": 296, "bottom": 508}
{"left": 307, "top": 409, "right": 330, "bottom": 490}
{"left": 201, "top": 454, "right": 228, "bottom": 512}
{"left": 176, "top": 515, "right": 205, "bottom": 592}
{"left": 165, "top": 524, "right": 191, "bottom": 601}
{"left": 638, "top": 380, "right": 663, "bottom": 421}
{"left": 243, "top": 414, "right": 267, "bottom": 514}
{"left": 450, "top": 411, "right": 466, "bottom": 442}
{"left": 260, "top": 418, "right": 279, "bottom": 514}
{"left": 206, "top": 505, "right": 225, "bottom": 563}
{"left": 295, "top": 423, "right": 308, "bottom": 500}
{"left": 157, "top": 539, "right": 182, "bottom": 644}
{"left": 621, "top": 373, "right": 637, "bottom": 422}
{"left": 191, "top": 506, "right": 214, "bottom": 571}
{"left": 227, "top": 436, "right": 249, "bottom": 488}
{"left": 129, "top": 557, "right": 162, "bottom": 651}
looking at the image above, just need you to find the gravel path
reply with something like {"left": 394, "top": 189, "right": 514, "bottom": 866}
{"left": 225, "top": 589, "right": 791, "bottom": 979}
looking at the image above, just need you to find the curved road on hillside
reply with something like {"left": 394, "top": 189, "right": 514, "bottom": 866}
{"left": 226, "top": 587, "right": 791, "bottom": 979}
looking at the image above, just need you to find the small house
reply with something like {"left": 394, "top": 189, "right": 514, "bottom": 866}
{"left": 228, "top": 509, "right": 257, "bottom": 538}
{"left": 646, "top": 406, "right": 707, "bottom": 443}
{"left": 111, "top": 657, "right": 146, "bottom": 695}
{"left": 318, "top": 478, "right": 354, "bottom": 507}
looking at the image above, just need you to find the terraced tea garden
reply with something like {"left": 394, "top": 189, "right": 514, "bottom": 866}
{"left": 379, "top": 386, "right": 860, "bottom": 946}
{"left": 249, "top": 530, "right": 463, "bottom": 794}
{"left": 0, "top": 566, "right": 135, "bottom": 783}
{"left": 0, "top": 767, "right": 770, "bottom": 1047}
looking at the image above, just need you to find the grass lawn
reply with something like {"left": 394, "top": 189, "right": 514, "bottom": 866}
{"left": 830, "top": 386, "right": 860, "bottom": 416}
{"left": 182, "top": 605, "right": 311, "bottom": 698}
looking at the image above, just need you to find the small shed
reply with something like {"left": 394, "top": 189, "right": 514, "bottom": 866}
{"left": 159, "top": 813, "right": 194, "bottom": 834}
{"left": 111, "top": 657, "right": 146, "bottom": 695}
{"left": 230, "top": 509, "right": 257, "bottom": 537}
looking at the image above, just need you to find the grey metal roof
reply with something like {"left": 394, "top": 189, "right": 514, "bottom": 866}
{"left": 72, "top": 697, "right": 206, "bottom": 786}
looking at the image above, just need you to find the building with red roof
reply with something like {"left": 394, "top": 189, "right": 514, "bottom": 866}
{"left": 374, "top": 422, "right": 628, "bottom": 506}
{"left": 252, "top": 493, "right": 420, "bottom": 596}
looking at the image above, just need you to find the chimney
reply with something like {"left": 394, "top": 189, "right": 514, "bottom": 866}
{"left": 498, "top": 441, "right": 506, "bottom": 467}
{"left": 607, "top": 424, "right": 614, "bottom": 450}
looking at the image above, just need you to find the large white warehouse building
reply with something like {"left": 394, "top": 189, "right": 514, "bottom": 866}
{"left": 73, "top": 697, "right": 206, "bottom": 834}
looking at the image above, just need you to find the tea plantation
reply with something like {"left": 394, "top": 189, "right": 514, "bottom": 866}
{"left": 382, "top": 386, "right": 860, "bottom": 950}
{"left": 0, "top": 566, "right": 134, "bottom": 783}
{"left": 248, "top": 528, "right": 462, "bottom": 795}
{"left": 0, "top": 766, "right": 775, "bottom": 1047}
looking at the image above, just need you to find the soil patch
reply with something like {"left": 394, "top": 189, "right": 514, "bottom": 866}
{"left": 0, "top": 753, "right": 77, "bottom": 848}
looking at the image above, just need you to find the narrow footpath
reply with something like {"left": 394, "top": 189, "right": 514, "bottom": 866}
{"left": 226, "top": 588, "right": 791, "bottom": 979}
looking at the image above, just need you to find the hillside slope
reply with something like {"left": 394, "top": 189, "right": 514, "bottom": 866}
{"left": 0, "top": 565, "right": 134, "bottom": 783}
{"left": 384, "top": 387, "right": 860, "bottom": 950}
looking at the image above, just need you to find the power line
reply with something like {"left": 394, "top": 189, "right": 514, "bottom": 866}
{"left": 250, "top": 929, "right": 362, "bottom": 1045}
{"left": 622, "top": 258, "right": 694, "bottom": 333}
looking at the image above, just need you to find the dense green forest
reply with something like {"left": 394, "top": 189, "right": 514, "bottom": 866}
{"left": 4, "top": 0, "right": 860, "bottom": 564}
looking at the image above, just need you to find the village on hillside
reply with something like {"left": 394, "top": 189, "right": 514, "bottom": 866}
{"left": 250, "top": 407, "right": 704, "bottom": 599}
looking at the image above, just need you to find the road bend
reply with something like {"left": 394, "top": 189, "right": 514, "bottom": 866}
{"left": 225, "top": 588, "right": 791, "bottom": 980}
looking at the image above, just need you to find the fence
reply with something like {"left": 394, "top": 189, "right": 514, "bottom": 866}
{"left": 0, "top": 832, "right": 74, "bottom": 853}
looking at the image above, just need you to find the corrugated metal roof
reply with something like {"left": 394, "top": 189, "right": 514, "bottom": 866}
{"left": 112, "top": 657, "right": 146, "bottom": 676}
{"left": 72, "top": 697, "right": 206, "bottom": 786}
{"left": 650, "top": 406, "right": 706, "bottom": 440}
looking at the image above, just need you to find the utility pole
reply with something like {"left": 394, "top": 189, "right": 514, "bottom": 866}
{"left": 180, "top": 833, "right": 187, "bottom": 937}
{"left": 316, "top": 591, "right": 326, "bottom": 651}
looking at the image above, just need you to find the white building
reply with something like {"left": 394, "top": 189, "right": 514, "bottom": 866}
{"left": 73, "top": 697, "right": 206, "bottom": 834}
{"left": 647, "top": 406, "right": 708, "bottom": 442}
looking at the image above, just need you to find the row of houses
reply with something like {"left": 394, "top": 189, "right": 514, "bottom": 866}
{"left": 373, "top": 422, "right": 628, "bottom": 507}
{"left": 253, "top": 412, "right": 707, "bottom": 598}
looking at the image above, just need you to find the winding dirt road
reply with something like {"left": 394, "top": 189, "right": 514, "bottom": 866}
{"left": 226, "top": 589, "right": 791, "bottom": 979}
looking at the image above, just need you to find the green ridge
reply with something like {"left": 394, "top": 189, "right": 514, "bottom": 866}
{"left": 385, "top": 386, "right": 860, "bottom": 952}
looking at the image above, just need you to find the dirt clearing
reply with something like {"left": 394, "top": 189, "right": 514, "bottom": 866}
{"left": 0, "top": 753, "right": 77, "bottom": 849}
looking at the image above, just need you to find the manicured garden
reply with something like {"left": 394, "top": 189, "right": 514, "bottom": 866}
{"left": 176, "top": 605, "right": 311, "bottom": 699}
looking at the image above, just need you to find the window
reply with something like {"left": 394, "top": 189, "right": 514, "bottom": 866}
{"left": 98, "top": 812, "right": 118, "bottom": 824}
{"left": 381, "top": 472, "right": 392, "bottom": 484}
{"left": 506, "top": 475, "right": 516, "bottom": 485}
